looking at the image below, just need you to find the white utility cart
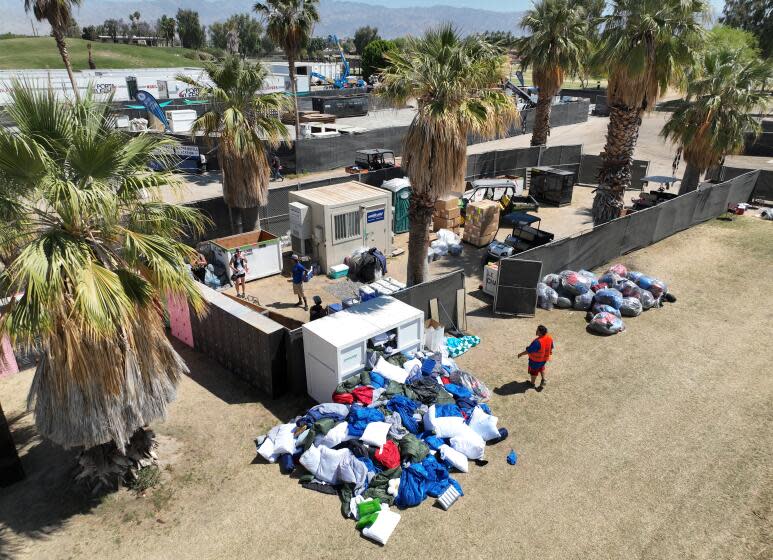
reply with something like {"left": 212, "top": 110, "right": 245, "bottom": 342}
{"left": 302, "top": 296, "right": 425, "bottom": 403}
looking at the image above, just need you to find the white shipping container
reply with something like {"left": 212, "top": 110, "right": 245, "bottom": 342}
{"left": 302, "top": 296, "right": 424, "bottom": 403}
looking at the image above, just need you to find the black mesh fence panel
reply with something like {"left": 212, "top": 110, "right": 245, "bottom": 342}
{"left": 494, "top": 259, "right": 542, "bottom": 316}
{"left": 652, "top": 190, "right": 700, "bottom": 243}
{"left": 392, "top": 270, "right": 465, "bottom": 329}
{"left": 621, "top": 206, "right": 661, "bottom": 253}
{"left": 692, "top": 182, "right": 731, "bottom": 223}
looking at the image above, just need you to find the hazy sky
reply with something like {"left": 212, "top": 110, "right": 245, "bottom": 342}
{"left": 344, "top": 0, "right": 726, "bottom": 14}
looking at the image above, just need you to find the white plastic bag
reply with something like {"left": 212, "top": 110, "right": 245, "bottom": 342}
{"left": 362, "top": 508, "right": 401, "bottom": 545}
{"left": 449, "top": 424, "right": 486, "bottom": 460}
{"left": 468, "top": 407, "right": 501, "bottom": 441}
{"left": 439, "top": 444, "right": 469, "bottom": 473}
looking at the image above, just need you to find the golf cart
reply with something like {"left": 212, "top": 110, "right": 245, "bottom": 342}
{"left": 461, "top": 178, "right": 539, "bottom": 222}
{"left": 485, "top": 212, "right": 554, "bottom": 263}
{"left": 346, "top": 149, "right": 396, "bottom": 174}
{"left": 631, "top": 175, "right": 680, "bottom": 211}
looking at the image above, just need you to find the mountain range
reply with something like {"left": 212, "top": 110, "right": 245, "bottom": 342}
{"left": 1, "top": 0, "right": 523, "bottom": 38}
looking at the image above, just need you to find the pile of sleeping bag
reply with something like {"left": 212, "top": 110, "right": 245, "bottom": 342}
{"left": 537, "top": 264, "right": 675, "bottom": 335}
{"left": 255, "top": 349, "right": 505, "bottom": 545}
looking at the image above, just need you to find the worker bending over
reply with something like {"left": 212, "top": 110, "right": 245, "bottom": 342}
{"left": 518, "top": 325, "right": 554, "bottom": 391}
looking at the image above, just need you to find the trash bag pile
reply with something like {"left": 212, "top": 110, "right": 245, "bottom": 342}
{"left": 536, "top": 264, "right": 675, "bottom": 335}
{"left": 255, "top": 349, "right": 504, "bottom": 546}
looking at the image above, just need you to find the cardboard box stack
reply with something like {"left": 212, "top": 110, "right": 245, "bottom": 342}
{"left": 463, "top": 200, "right": 500, "bottom": 247}
{"left": 433, "top": 195, "right": 462, "bottom": 235}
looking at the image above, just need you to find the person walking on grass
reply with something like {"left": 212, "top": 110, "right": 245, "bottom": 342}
{"left": 291, "top": 254, "right": 308, "bottom": 310}
{"left": 518, "top": 324, "right": 554, "bottom": 391}
{"left": 230, "top": 248, "right": 249, "bottom": 298}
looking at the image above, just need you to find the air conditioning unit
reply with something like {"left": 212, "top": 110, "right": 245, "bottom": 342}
{"left": 291, "top": 235, "right": 313, "bottom": 257}
{"left": 289, "top": 201, "right": 311, "bottom": 239}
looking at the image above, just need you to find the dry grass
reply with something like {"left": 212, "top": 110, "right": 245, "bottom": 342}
{"left": 1, "top": 217, "right": 771, "bottom": 559}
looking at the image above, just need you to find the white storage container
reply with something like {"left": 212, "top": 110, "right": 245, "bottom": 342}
{"left": 165, "top": 109, "right": 198, "bottom": 133}
{"left": 204, "top": 230, "right": 282, "bottom": 282}
{"left": 302, "top": 296, "right": 424, "bottom": 403}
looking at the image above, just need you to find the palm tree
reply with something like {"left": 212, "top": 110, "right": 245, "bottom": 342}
{"left": 177, "top": 57, "right": 291, "bottom": 233}
{"left": 379, "top": 25, "right": 518, "bottom": 285}
{"left": 254, "top": 0, "right": 319, "bottom": 139}
{"left": 591, "top": 0, "right": 709, "bottom": 225}
{"left": 516, "top": 0, "right": 588, "bottom": 146}
{"left": 24, "top": 0, "right": 82, "bottom": 101}
{"left": 0, "top": 83, "right": 207, "bottom": 492}
{"left": 662, "top": 48, "right": 772, "bottom": 194}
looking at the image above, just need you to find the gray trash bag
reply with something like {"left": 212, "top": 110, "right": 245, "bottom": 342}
{"left": 542, "top": 273, "right": 562, "bottom": 291}
{"left": 573, "top": 290, "right": 594, "bottom": 310}
{"left": 560, "top": 270, "right": 592, "bottom": 296}
{"left": 639, "top": 289, "right": 657, "bottom": 310}
{"left": 620, "top": 297, "right": 643, "bottom": 317}
{"left": 537, "top": 282, "right": 559, "bottom": 310}
{"left": 588, "top": 312, "right": 625, "bottom": 335}
{"left": 556, "top": 296, "right": 573, "bottom": 309}
{"left": 617, "top": 279, "right": 642, "bottom": 300}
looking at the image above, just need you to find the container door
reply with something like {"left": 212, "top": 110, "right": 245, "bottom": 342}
{"left": 394, "top": 190, "right": 410, "bottom": 233}
{"left": 363, "top": 204, "right": 387, "bottom": 248}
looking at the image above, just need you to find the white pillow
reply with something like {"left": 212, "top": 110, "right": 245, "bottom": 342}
{"left": 374, "top": 357, "right": 408, "bottom": 384}
{"left": 299, "top": 444, "right": 321, "bottom": 474}
{"left": 320, "top": 421, "right": 355, "bottom": 448}
{"left": 450, "top": 424, "right": 485, "bottom": 460}
{"left": 468, "top": 407, "right": 501, "bottom": 442}
{"left": 362, "top": 509, "right": 401, "bottom": 546}
{"left": 272, "top": 423, "right": 297, "bottom": 455}
{"left": 402, "top": 358, "right": 422, "bottom": 373}
{"left": 360, "top": 421, "right": 391, "bottom": 447}
{"left": 423, "top": 405, "right": 466, "bottom": 438}
{"left": 316, "top": 446, "right": 349, "bottom": 484}
{"left": 257, "top": 437, "right": 280, "bottom": 463}
{"left": 439, "top": 444, "right": 468, "bottom": 473}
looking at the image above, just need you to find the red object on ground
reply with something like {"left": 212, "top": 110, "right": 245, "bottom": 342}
{"left": 332, "top": 392, "right": 354, "bottom": 405}
{"left": 440, "top": 376, "right": 451, "bottom": 385}
{"left": 374, "top": 440, "right": 400, "bottom": 469}
{"left": 352, "top": 386, "right": 374, "bottom": 405}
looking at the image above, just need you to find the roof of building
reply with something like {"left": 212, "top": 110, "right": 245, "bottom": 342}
{"left": 291, "top": 181, "right": 387, "bottom": 206}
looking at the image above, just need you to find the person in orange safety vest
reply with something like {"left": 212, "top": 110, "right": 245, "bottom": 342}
{"left": 517, "top": 325, "right": 554, "bottom": 391}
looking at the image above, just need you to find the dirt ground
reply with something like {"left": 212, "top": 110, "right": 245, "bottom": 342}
{"left": 1, "top": 215, "right": 771, "bottom": 560}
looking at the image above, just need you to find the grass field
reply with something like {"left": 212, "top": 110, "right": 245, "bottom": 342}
{"left": 0, "top": 37, "right": 204, "bottom": 70}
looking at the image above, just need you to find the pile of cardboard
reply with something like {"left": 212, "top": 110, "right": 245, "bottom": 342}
{"left": 433, "top": 196, "right": 462, "bottom": 235}
{"left": 463, "top": 200, "right": 500, "bottom": 247}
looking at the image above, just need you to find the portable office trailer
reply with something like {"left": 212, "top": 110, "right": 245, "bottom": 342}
{"left": 288, "top": 181, "right": 392, "bottom": 273}
{"left": 302, "top": 296, "right": 424, "bottom": 403}
{"left": 204, "top": 230, "right": 282, "bottom": 282}
{"left": 376, "top": 178, "right": 411, "bottom": 233}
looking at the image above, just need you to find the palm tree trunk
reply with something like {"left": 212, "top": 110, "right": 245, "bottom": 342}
{"left": 52, "top": 27, "right": 80, "bottom": 102}
{"left": 406, "top": 190, "right": 434, "bottom": 286}
{"left": 0, "top": 400, "right": 25, "bottom": 487}
{"left": 678, "top": 162, "right": 702, "bottom": 195}
{"left": 288, "top": 51, "right": 300, "bottom": 139}
{"left": 229, "top": 206, "right": 244, "bottom": 234}
{"left": 530, "top": 90, "right": 553, "bottom": 147}
{"left": 243, "top": 206, "right": 262, "bottom": 231}
{"left": 592, "top": 101, "right": 643, "bottom": 225}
